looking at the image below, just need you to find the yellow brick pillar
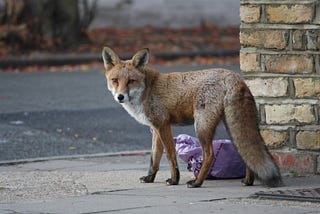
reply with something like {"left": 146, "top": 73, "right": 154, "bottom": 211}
{"left": 240, "top": 0, "right": 320, "bottom": 175}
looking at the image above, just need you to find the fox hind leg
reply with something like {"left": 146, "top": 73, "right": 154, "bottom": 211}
{"left": 242, "top": 167, "right": 255, "bottom": 186}
{"left": 187, "top": 110, "right": 220, "bottom": 188}
{"left": 186, "top": 132, "right": 214, "bottom": 188}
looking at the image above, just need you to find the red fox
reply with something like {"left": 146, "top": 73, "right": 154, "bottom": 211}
{"left": 102, "top": 47, "right": 282, "bottom": 188}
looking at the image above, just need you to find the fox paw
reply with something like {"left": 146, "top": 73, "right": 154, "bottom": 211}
{"left": 186, "top": 179, "right": 201, "bottom": 188}
{"left": 139, "top": 175, "right": 155, "bottom": 183}
{"left": 241, "top": 178, "right": 254, "bottom": 186}
{"left": 166, "top": 178, "right": 179, "bottom": 186}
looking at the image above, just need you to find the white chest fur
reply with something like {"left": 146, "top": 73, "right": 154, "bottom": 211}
{"left": 122, "top": 102, "right": 151, "bottom": 126}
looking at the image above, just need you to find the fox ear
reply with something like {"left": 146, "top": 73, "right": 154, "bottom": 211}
{"left": 102, "top": 46, "right": 120, "bottom": 70}
{"left": 132, "top": 48, "right": 149, "bottom": 69}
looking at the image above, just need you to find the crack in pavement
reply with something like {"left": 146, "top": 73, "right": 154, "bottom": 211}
{"left": 80, "top": 205, "right": 153, "bottom": 214}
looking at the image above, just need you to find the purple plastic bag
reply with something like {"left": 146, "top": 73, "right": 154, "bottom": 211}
{"left": 174, "top": 134, "right": 246, "bottom": 179}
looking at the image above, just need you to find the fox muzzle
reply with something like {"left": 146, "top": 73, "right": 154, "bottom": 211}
{"left": 117, "top": 94, "right": 125, "bottom": 103}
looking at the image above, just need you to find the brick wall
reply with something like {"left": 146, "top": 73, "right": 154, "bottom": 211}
{"left": 240, "top": 0, "right": 320, "bottom": 175}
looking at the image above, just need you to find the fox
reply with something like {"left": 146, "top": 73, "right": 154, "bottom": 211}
{"left": 102, "top": 46, "right": 282, "bottom": 188}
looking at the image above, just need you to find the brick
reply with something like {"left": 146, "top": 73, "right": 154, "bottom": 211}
{"left": 264, "top": 55, "right": 313, "bottom": 74}
{"left": 261, "top": 129, "right": 288, "bottom": 149}
{"left": 266, "top": 4, "right": 313, "bottom": 24}
{"left": 317, "top": 55, "right": 320, "bottom": 74}
{"left": 240, "top": 52, "right": 260, "bottom": 72}
{"left": 240, "top": 5, "right": 260, "bottom": 23}
{"left": 271, "top": 151, "right": 315, "bottom": 174}
{"left": 306, "top": 30, "right": 320, "bottom": 50}
{"left": 239, "top": 1, "right": 319, "bottom": 176}
{"left": 293, "top": 78, "right": 320, "bottom": 98}
{"left": 317, "top": 155, "right": 320, "bottom": 174}
{"left": 240, "top": 30, "right": 288, "bottom": 49}
{"left": 265, "top": 104, "right": 315, "bottom": 124}
{"left": 292, "top": 30, "right": 306, "bottom": 50}
{"left": 314, "top": 2, "right": 320, "bottom": 24}
{"left": 245, "top": 78, "right": 288, "bottom": 97}
{"left": 296, "top": 130, "right": 320, "bottom": 150}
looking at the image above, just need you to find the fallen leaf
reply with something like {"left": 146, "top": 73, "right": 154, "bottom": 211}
{"left": 68, "top": 146, "right": 77, "bottom": 151}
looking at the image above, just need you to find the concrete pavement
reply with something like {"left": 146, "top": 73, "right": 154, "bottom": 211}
{"left": 0, "top": 154, "right": 319, "bottom": 214}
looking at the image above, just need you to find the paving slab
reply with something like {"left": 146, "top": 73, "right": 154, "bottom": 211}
{"left": 0, "top": 155, "right": 319, "bottom": 214}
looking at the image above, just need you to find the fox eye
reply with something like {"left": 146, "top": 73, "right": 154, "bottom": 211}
{"left": 111, "top": 78, "right": 118, "bottom": 84}
{"left": 128, "top": 79, "right": 135, "bottom": 84}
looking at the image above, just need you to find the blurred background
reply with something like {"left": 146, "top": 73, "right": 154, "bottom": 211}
{"left": 0, "top": 0, "right": 240, "bottom": 161}
{"left": 0, "top": 0, "right": 240, "bottom": 71}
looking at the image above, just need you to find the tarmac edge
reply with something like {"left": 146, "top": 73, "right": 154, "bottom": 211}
{"left": 0, "top": 150, "right": 151, "bottom": 166}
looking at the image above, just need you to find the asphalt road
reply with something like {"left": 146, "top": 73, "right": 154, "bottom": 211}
{"left": 0, "top": 64, "right": 240, "bottom": 162}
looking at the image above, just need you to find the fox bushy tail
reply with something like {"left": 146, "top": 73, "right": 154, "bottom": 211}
{"left": 224, "top": 84, "right": 282, "bottom": 187}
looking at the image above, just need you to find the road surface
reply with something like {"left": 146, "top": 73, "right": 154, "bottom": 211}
{"left": 0, "top": 65, "right": 240, "bottom": 161}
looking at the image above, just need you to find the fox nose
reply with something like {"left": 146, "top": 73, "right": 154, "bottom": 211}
{"left": 117, "top": 94, "right": 125, "bottom": 102}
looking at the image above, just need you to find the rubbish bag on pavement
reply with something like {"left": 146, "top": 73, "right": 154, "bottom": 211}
{"left": 174, "top": 134, "right": 246, "bottom": 179}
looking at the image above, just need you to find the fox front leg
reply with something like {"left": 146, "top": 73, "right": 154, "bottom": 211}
{"left": 140, "top": 130, "right": 164, "bottom": 183}
{"left": 141, "top": 125, "right": 180, "bottom": 185}
{"left": 157, "top": 124, "right": 180, "bottom": 185}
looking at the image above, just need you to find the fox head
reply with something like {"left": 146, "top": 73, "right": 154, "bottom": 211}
{"left": 102, "top": 47, "right": 149, "bottom": 104}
